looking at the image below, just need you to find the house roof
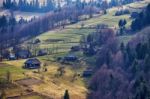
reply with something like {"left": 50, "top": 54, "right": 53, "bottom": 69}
{"left": 25, "top": 58, "right": 41, "bottom": 64}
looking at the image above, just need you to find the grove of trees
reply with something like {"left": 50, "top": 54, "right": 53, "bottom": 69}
{"left": 2, "top": 0, "right": 140, "bottom": 13}
{"left": 83, "top": 19, "right": 150, "bottom": 99}
{"left": 3, "top": 0, "right": 55, "bottom": 12}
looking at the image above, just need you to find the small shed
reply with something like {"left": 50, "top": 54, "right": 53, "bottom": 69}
{"left": 33, "top": 39, "right": 41, "bottom": 44}
{"left": 71, "top": 46, "right": 80, "bottom": 52}
{"left": 24, "top": 58, "right": 41, "bottom": 69}
{"left": 38, "top": 49, "right": 47, "bottom": 56}
{"left": 82, "top": 70, "right": 93, "bottom": 77}
{"left": 64, "top": 55, "right": 77, "bottom": 62}
{"left": 8, "top": 53, "right": 16, "bottom": 60}
{"left": 17, "top": 50, "right": 32, "bottom": 59}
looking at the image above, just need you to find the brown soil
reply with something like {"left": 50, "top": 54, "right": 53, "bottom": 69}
{"left": 16, "top": 78, "right": 43, "bottom": 86}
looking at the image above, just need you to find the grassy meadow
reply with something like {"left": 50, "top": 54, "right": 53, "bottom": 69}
{"left": 25, "top": 3, "right": 133, "bottom": 54}
{"left": 1, "top": 57, "right": 88, "bottom": 99}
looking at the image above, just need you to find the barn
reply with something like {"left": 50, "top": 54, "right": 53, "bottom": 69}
{"left": 24, "top": 58, "right": 41, "bottom": 69}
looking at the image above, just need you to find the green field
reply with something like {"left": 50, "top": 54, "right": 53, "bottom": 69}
{"left": 0, "top": 63, "right": 26, "bottom": 80}
{"left": 24, "top": 3, "right": 134, "bottom": 54}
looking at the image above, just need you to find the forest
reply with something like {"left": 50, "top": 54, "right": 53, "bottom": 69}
{"left": 83, "top": 3, "right": 150, "bottom": 99}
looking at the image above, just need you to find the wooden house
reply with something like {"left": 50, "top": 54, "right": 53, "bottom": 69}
{"left": 82, "top": 69, "right": 93, "bottom": 77}
{"left": 24, "top": 58, "right": 41, "bottom": 69}
{"left": 64, "top": 55, "right": 77, "bottom": 62}
{"left": 38, "top": 49, "right": 47, "bottom": 56}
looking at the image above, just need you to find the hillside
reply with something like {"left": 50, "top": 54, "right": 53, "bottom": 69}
{"left": 0, "top": 0, "right": 150, "bottom": 99}
{"left": 22, "top": 0, "right": 150, "bottom": 53}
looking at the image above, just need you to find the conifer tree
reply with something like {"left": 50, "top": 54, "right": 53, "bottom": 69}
{"left": 64, "top": 90, "right": 70, "bottom": 99}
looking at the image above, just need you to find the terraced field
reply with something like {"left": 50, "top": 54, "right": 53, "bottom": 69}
{"left": 15, "top": 0, "right": 150, "bottom": 80}
{"left": 24, "top": 2, "right": 135, "bottom": 53}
